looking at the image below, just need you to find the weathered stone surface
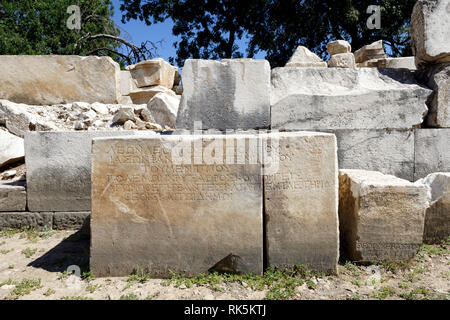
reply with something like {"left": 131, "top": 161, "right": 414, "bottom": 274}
{"left": 410, "top": 0, "right": 450, "bottom": 68}
{"left": 327, "top": 53, "right": 356, "bottom": 68}
{"left": 53, "top": 211, "right": 90, "bottom": 231}
{"left": 264, "top": 132, "right": 338, "bottom": 274}
{"left": 0, "top": 212, "right": 52, "bottom": 230}
{"left": 176, "top": 59, "right": 271, "bottom": 130}
{"left": 25, "top": 131, "right": 153, "bottom": 212}
{"left": 414, "top": 129, "right": 450, "bottom": 180}
{"left": 119, "top": 70, "right": 133, "bottom": 96}
{"left": 129, "top": 85, "right": 176, "bottom": 104}
{"left": 418, "top": 63, "right": 450, "bottom": 127}
{"left": 357, "top": 59, "right": 382, "bottom": 68}
{"left": 417, "top": 173, "right": 450, "bottom": 244}
{"left": 330, "top": 129, "right": 416, "bottom": 181}
{"left": 327, "top": 40, "right": 351, "bottom": 55}
{"left": 147, "top": 92, "right": 180, "bottom": 128}
{"left": 0, "top": 130, "right": 24, "bottom": 167}
{"left": 91, "top": 134, "right": 263, "bottom": 277}
{"left": 377, "top": 57, "right": 417, "bottom": 70}
{"left": 0, "top": 100, "right": 36, "bottom": 137}
{"left": 112, "top": 107, "right": 135, "bottom": 125}
{"left": 285, "top": 46, "right": 327, "bottom": 67}
{"left": 270, "top": 68, "right": 431, "bottom": 130}
{"left": 0, "top": 180, "right": 26, "bottom": 212}
{"left": 126, "top": 58, "right": 175, "bottom": 89}
{"left": 0, "top": 55, "right": 120, "bottom": 105}
{"left": 354, "top": 40, "right": 386, "bottom": 63}
{"left": 339, "top": 170, "right": 429, "bottom": 262}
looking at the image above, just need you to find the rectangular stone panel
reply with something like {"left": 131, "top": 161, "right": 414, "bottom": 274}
{"left": 263, "top": 132, "right": 339, "bottom": 274}
{"left": 414, "top": 129, "right": 450, "bottom": 180}
{"left": 25, "top": 131, "right": 152, "bottom": 212}
{"left": 90, "top": 134, "right": 263, "bottom": 277}
{"left": 0, "top": 180, "right": 26, "bottom": 212}
{"left": 0, "top": 55, "right": 120, "bottom": 105}
{"left": 339, "top": 170, "right": 429, "bottom": 263}
{"left": 270, "top": 68, "right": 431, "bottom": 130}
{"left": 176, "top": 59, "right": 271, "bottom": 130}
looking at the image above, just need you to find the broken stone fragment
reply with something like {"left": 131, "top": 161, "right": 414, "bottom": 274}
{"left": 0, "top": 180, "right": 26, "bottom": 212}
{"left": 285, "top": 46, "right": 327, "bottom": 67}
{"left": 123, "top": 120, "right": 137, "bottom": 130}
{"left": 147, "top": 92, "right": 180, "bottom": 128}
{"left": 339, "top": 169, "right": 430, "bottom": 263}
{"left": 126, "top": 58, "right": 176, "bottom": 89}
{"left": 417, "top": 172, "right": 450, "bottom": 244}
{"left": 410, "top": 0, "right": 450, "bottom": 68}
{"left": 129, "top": 85, "right": 176, "bottom": 104}
{"left": 354, "top": 40, "right": 386, "bottom": 64}
{"left": 377, "top": 57, "right": 416, "bottom": 70}
{"left": 91, "top": 102, "right": 109, "bottom": 115}
{"left": 112, "top": 107, "right": 135, "bottom": 125}
{"left": 328, "top": 53, "right": 356, "bottom": 68}
{"left": 0, "top": 130, "right": 24, "bottom": 167}
{"left": 327, "top": 40, "right": 351, "bottom": 55}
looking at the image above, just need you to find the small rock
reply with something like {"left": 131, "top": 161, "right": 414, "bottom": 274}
{"left": 327, "top": 40, "right": 351, "bottom": 55}
{"left": 80, "top": 110, "right": 97, "bottom": 125}
{"left": 140, "top": 108, "right": 155, "bottom": 123}
{"left": 123, "top": 120, "right": 137, "bottom": 130}
{"left": 112, "top": 107, "right": 135, "bottom": 125}
{"left": 92, "top": 120, "right": 105, "bottom": 128}
{"left": 145, "top": 123, "right": 163, "bottom": 130}
{"left": 73, "top": 121, "right": 86, "bottom": 130}
{"left": 91, "top": 102, "right": 109, "bottom": 115}
{"left": 1, "top": 170, "right": 17, "bottom": 179}
{"left": 72, "top": 102, "right": 91, "bottom": 111}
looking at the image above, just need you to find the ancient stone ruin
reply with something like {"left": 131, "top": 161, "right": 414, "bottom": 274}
{"left": 0, "top": 0, "right": 449, "bottom": 277}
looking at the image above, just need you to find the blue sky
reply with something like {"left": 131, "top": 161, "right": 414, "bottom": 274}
{"left": 110, "top": 0, "right": 265, "bottom": 67}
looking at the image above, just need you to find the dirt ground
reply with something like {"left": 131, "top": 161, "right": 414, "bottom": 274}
{"left": 0, "top": 228, "right": 448, "bottom": 300}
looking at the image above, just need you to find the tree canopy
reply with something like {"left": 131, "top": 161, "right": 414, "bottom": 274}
{"left": 0, "top": 0, "right": 155, "bottom": 65}
{"left": 120, "top": 0, "right": 416, "bottom": 67}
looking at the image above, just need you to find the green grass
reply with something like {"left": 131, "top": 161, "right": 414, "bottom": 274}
{"left": 43, "top": 288, "right": 55, "bottom": 297}
{"left": 5, "top": 279, "right": 42, "bottom": 300}
{"left": 371, "top": 286, "right": 396, "bottom": 300}
{"left": 61, "top": 296, "right": 93, "bottom": 300}
{"left": 123, "top": 266, "right": 151, "bottom": 291}
{"left": 21, "top": 247, "right": 37, "bottom": 258}
{"left": 86, "top": 284, "right": 100, "bottom": 293}
{"left": 120, "top": 293, "right": 140, "bottom": 300}
{"left": 0, "top": 249, "right": 13, "bottom": 254}
{"left": 163, "top": 265, "right": 326, "bottom": 300}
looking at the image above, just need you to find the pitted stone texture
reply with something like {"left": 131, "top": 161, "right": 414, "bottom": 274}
{"left": 410, "top": 0, "right": 450, "bottom": 68}
{"left": 327, "top": 53, "right": 356, "bottom": 68}
{"left": 25, "top": 131, "right": 153, "bottom": 212}
{"left": 0, "top": 130, "right": 24, "bottom": 167}
{"left": 53, "top": 211, "right": 90, "bottom": 231}
{"left": 271, "top": 68, "right": 431, "bottom": 130}
{"left": 285, "top": 46, "right": 327, "bottom": 67}
{"left": 414, "top": 129, "right": 450, "bottom": 180}
{"left": 126, "top": 58, "right": 176, "bottom": 89}
{"left": 264, "top": 132, "right": 338, "bottom": 274}
{"left": 327, "top": 40, "right": 351, "bottom": 55}
{"left": 339, "top": 170, "right": 429, "bottom": 263}
{"left": 90, "top": 134, "right": 263, "bottom": 277}
{"left": 0, "top": 180, "right": 26, "bottom": 212}
{"left": 0, "top": 212, "right": 52, "bottom": 230}
{"left": 0, "top": 55, "right": 120, "bottom": 105}
{"left": 417, "top": 173, "right": 450, "bottom": 244}
{"left": 176, "top": 59, "right": 271, "bottom": 130}
{"left": 419, "top": 63, "right": 450, "bottom": 128}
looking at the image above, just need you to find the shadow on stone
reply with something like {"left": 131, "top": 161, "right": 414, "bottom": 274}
{"left": 208, "top": 254, "right": 245, "bottom": 275}
{"left": 27, "top": 227, "right": 90, "bottom": 273}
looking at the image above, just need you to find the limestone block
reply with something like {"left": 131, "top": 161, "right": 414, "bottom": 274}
{"left": 176, "top": 59, "right": 271, "bottom": 130}
{"left": 354, "top": 40, "right": 386, "bottom": 63}
{"left": 264, "top": 132, "right": 339, "bottom": 274}
{"left": 127, "top": 58, "right": 176, "bottom": 89}
{"left": 377, "top": 57, "right": 417, "bottom": 70}
{"left": 327, "top": 53, "right": 356, "bottom": 68}
{"left": 25, "top": 131, "right": 153, "bottom": 212}
{"left": 129, "top": 86, "right": 176, "bottom": 105}
{"left": 285, "top": 46, "right": 327, "bottom": 67}
{"left": 339, "top": 170, "right": 430, "bottom": 263}
{"left": 0, "top": 100, "right": 36, "bottom": 137}
{"left": 0, "top": 212, "right": 53, "bottom": 230}
{"left": 414, "top": 129, "right": 450, "bottom": 180}
{"left": 0, "top": 55, "right": 120, "bottom": 105}
{"left": 0, "top": 130, "right": 24, "bottom": 167}
{"left": 90, "top": 134, "right": 264, "bottom": 277}
{"left": 147, "top": 92, "right": 180, "bottom": 128}
{"left": 417, "top": 173, "right": 450, "bottom": 244}
{"left": 410, "top": 0, "right": 450, "bottom": 67}
{"left": 270, "top": 68, "right": 431, "bottom": 130}
{"left": 0, "top": 180, "right": 26, "bottom": 212}
{"left": 327, "top": 40, "right": 351, "bottom": 55}
{"left": 53, "top": 211, "right": 90, "bottom": 231}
